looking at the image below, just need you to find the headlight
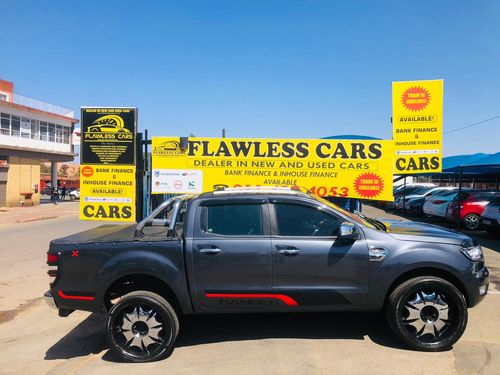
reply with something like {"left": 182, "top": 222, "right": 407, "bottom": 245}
{"left": 461, "top": 241, "right": 483, "bottom": 261}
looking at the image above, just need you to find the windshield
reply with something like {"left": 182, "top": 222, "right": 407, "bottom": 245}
{"left": 311, "top": 195, "right": 379, "bottom": 230}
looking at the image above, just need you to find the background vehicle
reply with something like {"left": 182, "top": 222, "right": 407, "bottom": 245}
{"left": 384, "top": 183, "right": 436, "bottom": 208}
{"left": 395, "top": 187, "right": 456, "bottom": 214}
{"left": 481, "top": 196, "right": 500, "bottom": 235}
{"left": 423, "top": 189, "right": 463, "bottom": 218}
{"left": 393, "top": 183, "right": 436, "bottom": 195}
{"left": 45, "top": 188, "right": 488, "bottom": 362}
{"left": 447, "top": 190, "right": 500, "bottom": 230}
{"left": 68, "top": 189, "right": 80, "bottom": 200}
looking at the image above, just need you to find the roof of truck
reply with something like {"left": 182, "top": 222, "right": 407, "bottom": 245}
{"left": 197, "top": 186, "right": 310, "bottom": 198}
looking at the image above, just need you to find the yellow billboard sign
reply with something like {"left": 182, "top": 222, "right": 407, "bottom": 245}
{"left": 152, "top": 137, "right": 394, "bottom": 201}
{"left": 393, "top": 80, "right": 443, "bottom": 174}
{"left": 79, "top": 165, "right": 136, "bottom": 222}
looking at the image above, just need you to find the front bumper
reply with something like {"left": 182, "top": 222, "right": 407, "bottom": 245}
{"left": 44, "top": 290, "right": 58, "bottom": 310}
{"left": 468, "top": 267, "right": 489, "bottom": 307}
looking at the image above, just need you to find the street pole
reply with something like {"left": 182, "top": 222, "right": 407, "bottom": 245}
{"left": 402, "top": 176, "right": 406, "bottom": 211}
{"left": 135, "top": 132, "right": 144, "bottom": 221}
{"left": 457, "top": 167, "right": 463, "bottom": 230}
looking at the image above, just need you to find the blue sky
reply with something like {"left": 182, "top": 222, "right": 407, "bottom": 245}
{"left": 1, "top": 0, "right": 499, "bottom": 156}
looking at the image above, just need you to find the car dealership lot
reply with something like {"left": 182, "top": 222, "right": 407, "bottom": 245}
{"left": 0, "top": 206, "right": 499, "bottom": 374}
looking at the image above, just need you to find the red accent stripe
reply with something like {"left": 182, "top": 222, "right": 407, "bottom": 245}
{"left": 205, "top": 293, "right": 298, "bottom": 306}
{"left": 58, "top": 290, "right": 95, "bottom": 301}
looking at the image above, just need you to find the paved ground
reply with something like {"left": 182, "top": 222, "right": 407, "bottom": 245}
{"left": 0, "top": 204, "right": 499, "bottom": 374}
{"left": 0, "top": 199, "right": 78, "bottom": 226}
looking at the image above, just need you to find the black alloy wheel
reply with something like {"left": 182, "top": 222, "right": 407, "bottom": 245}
{"left": 105, "top": 291, "right": 179, "bottom": 362}
{"left": 386, "top": 276, "right": 467, "bottom": 351}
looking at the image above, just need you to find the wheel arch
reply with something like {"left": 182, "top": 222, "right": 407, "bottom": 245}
{"left": 385, "top": 267, "right": 470, "bottom": 306}
{"left": 104, "top": 273, "right": 184, "bottom": 314}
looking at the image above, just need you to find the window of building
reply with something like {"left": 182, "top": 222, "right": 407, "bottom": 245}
{"left": 20, "top": 117, "right": 31, "bottom": 139}
{"left": 0, "top": 113, "right": 10, "bottom": 136}
{"left": 31, "top": 119, "right": 39, "bottom": 140}
{"left": 0, "top": 93, "right": 8, "bottom": 101}
{"left": 55, "top": 125, "right": 63, "bottom": 143}
{"left": 275, "top": 204, "right": 341, "bottom": 237}
{"left": 203, "top": 204, "right": 263, "bottom": 236}
{"left": 0, "top": 111, "right": 70, "bottom": 143}
{"left": 63, "top": 127, "right": 70, "bottom": 144}
{"left": 11, "top": 116, "right": 20, "bottom": 137}
{"left": 48, "top": 123, "right": 55, "bottom": 142}
{"left": 40, "top": 121, "right": 48, "bottom": 141}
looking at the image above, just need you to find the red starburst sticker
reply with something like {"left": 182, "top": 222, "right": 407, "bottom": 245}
{"left": 353, "top": 172, "right": 384, "bottom": 198}
{"left": 401, "top": 86, "right": 431, "bottom": 111}
{"left": 81, "top": 166, "right": 94, "bottom": 177}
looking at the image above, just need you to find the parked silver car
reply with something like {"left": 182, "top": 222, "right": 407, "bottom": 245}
{"left": 481, "top": 196, "right": 500, "bottom": 235}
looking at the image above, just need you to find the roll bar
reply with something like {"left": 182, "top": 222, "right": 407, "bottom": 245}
{"left": 135, "top": 195, "right": 190, "bottom": 238}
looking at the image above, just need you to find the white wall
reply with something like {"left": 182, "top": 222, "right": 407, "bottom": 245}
{"left": 0, "top": 134, "right": 71, "bottom": 153}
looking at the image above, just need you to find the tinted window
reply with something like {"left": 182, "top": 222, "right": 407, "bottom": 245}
{"left": 395, "top": 186, "right": 429, "bottom": 195}
{"left": 275, "top": 204, "right": 341, "bottom": 236}
{"left": 435, "top": 189, "right": 458, "bottom": 197}
{"left": 204, "top": 204, "right": 262, "bottom": 236}
{"left": 455, "top": 191, "right": 471, "bottom": 201}
{"left": 412, "top": 187, "right": 433, "bottom": 195}
{"left": 469, "top": 192, "right": 496, "bottom": 202}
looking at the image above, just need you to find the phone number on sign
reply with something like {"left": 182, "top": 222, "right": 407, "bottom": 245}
{"left": 308, "top": 186, "right": 349, "bottom": 197}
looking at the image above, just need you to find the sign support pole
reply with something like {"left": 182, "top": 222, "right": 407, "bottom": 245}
{"left": 457, "top": 167, "right": 463, "bottom": 230}
{"left": 135, "top": 132, "right": 144, "bottom": 221}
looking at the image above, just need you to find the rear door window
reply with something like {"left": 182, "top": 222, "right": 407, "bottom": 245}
{"left": 203, "top": 204, "right": 263, "bottom": 236}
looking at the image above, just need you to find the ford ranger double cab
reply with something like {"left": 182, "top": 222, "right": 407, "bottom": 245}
{"left": 45, "top": 187, "right": 489, "bottom": 362}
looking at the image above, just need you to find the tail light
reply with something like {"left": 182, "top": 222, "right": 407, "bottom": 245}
{"left": 47, "top": 253, "right": 58, "bottom": 265}
{"left": 47, "top": 252, "right": 59, "bottom": 282}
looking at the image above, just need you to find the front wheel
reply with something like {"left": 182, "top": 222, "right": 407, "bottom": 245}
{"left": 105, "top": 291, "right": 179, "bottom": 362}
{"left": 386, "top": 276, "right": 468, "bottom": 351}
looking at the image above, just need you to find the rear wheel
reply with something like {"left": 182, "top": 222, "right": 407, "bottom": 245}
{"left": 386, "top": 276, "right": 467, "bottom": 351}
{"left": 463, "top": 214, "right": 480, "bottom": 230}
{"left": 105, "top": 291, "right": 179, "bottom": 362}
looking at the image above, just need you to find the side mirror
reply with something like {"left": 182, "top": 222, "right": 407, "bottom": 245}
{"left": 338, "top": 222, "right": 358, "bottom": 241}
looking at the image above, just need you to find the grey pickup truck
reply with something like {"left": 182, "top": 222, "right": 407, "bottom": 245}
{"left": 45, "top": 187, "right": 489, "bottom": 362}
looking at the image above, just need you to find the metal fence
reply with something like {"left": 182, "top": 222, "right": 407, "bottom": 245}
{"left": 10, "top": 93, "right": 74, "bottom": 118}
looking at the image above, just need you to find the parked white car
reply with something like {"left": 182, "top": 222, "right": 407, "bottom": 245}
{"left": 395, "top": 187, "right": 456, "bottom": 210}
{"left": 423, "top": 189, "right": 462, "bottom": 218}
{"left": 69, "top": 189, "right": 80, "bottom": 200}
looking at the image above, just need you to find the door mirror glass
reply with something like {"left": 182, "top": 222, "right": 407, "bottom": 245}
{"left": 338, "top": 222, "right": 357, "bottom": 241}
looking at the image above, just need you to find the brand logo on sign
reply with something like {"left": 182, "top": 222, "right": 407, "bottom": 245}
{"left": 84, "top": 115, "right": 133, "bottom": 141}
{"left": 152, "top": 141, "right": 184, "bottom": 157}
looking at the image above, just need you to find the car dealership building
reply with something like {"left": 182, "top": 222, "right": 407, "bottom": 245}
{"left": 0, "top": 79, "right": 78, "bottom": 206}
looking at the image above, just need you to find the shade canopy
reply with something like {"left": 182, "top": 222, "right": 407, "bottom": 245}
{"left": 442, "top": 152, "right": 500, "bottom": 174}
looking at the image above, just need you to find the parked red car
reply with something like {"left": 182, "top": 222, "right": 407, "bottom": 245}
{"left": 446, "top": 190, "right": 500, "bottom": 230}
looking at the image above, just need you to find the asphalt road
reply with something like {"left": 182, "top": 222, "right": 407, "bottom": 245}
{"left": 0, "top": 211, "right": 499, "bottom": 375}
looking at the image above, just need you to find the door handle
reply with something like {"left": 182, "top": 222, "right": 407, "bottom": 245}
{"left": 199, "top": 248, "right": 222, "bottom": 255}
{"left": 276, "top": 245, "right": 300, "bottom": 256}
